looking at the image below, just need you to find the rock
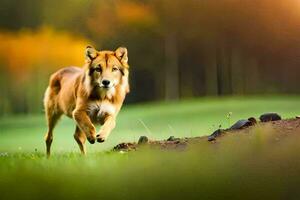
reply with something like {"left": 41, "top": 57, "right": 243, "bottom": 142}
{"left": 167, "top": 136, "right": 179, "bottom": 141}
{"left": 138, "top": 136, "right": 149, "bottom": 144}
{"left": 208, "top": 129, "right": 224, "bottom": 141}
{"left": 248, "top": 117, "right": 257, "bottom": 124}
{"left": 113, "top": 143, "right": 136, "bottom": 151}
{"left": 229, "top": 118, "right": 256, "bottom": 130}
{"left": 260, "top": 113, "right": 281, "bottom": 122}
{"left": 296, "top": 116, "right": 300, "bottom": 119}
{"left": 167, "top": 136, "right": 175, "bottom": 141}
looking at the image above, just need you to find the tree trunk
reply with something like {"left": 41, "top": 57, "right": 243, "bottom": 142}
{"left": 164, "top": 32, "right": 179, "bottom": 100}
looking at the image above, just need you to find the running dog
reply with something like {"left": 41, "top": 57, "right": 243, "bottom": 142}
{"left": 43, "top": 46, "right": 130, "bottom": 156}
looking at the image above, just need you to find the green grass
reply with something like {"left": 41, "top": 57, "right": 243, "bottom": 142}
{"left": 1, "top": 96, "right": 300, "bottom": 199}
{"left": 1, "top": 95, "right": 300, "bottom": 153}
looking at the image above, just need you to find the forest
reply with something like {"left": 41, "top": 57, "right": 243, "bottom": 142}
{"left": 0, "top": 0, "right": 299, "bottom": 114}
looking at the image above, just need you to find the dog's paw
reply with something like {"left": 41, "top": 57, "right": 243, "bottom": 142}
{"left": 97, "top": 138, "right": 105, "bottom": 143}
{"left": 96, "top": 134, "right": 106, "bottom": 143}
{"left": 87, "top": 136, "right": 96, "bottom": 144}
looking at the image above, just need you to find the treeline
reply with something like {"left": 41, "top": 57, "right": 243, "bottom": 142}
{"left": 0, "top": 0, "right": 300, "bottom": 114}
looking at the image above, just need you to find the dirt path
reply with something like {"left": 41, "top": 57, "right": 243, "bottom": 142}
{"left": 113, "top": 117, "right": 300, "bottom": 152}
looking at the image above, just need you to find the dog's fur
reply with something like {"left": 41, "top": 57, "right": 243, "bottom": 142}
{"left": 43, "top": 46, "right": 130, "bottom": 156}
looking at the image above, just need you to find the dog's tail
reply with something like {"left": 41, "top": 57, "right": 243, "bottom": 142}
{"left": 48, "top": 72, "right": 62, "bottom": 94}
{"left": 43, "top": 70, "right": 63, "bottom": 113}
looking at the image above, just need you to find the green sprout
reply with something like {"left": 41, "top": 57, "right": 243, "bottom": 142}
{"left": 226, "top": 112, "right": 233, "bottom": 128}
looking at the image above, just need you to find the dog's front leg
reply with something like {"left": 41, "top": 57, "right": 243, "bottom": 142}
{"left": 73, "top": 109, "right": 97, "bottom": 144}
{"left": 96, "top": 115, "right": 116, "bottom": 143}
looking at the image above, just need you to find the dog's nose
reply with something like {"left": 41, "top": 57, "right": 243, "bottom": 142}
{"left": 102, "top": 80, "right": 110, "bottom": 86}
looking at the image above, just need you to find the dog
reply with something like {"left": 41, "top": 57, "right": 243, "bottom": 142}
{"left": 43, "top": 46, "right": 130, "bottom": 156}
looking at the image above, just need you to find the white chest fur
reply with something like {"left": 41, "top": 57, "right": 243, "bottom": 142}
{"left": 99, "top": 101, "right": 115, "bottom": 115}
{"left": 87, "top": 101, "right": 116, "bottom": 123}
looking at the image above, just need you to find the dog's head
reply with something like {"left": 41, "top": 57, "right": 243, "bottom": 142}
{"left": 85, "top": 46, "right": 129, "bottom": 92}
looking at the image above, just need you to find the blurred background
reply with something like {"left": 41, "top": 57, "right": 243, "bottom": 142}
{"left": 2, "top": 2, "right": 300, "bottom": 198}
{"left": 0, "top": 0, "right": 300, "bottom": 115}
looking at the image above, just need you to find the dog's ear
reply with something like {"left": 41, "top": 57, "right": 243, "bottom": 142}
{"left": 85, "top": 46, "right": 98, "bottom": 61}
{"left": 115, "top": 47, "right": 128, "bottom": 64}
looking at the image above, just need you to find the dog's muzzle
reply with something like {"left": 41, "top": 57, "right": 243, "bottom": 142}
{"left": 100, "top": 79, "right": 113, "bottom": 89}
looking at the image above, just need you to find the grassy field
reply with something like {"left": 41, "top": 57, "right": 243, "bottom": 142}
{"left": 1, "top": 95, "right": 300, "bottom": 153}
{"left": 1, "top": 96, "right": 300, "bottom": 199}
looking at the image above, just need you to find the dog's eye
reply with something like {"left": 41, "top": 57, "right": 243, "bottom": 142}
{"left": 112, "top": 67, "right": 118, "bottom": 72}
{"left": 95, "top": 67, "right": 102, "bottom": 73}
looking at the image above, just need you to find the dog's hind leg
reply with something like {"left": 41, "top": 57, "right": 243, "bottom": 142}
{"left": 44, "top": 87, "right": 62, "bottom": 158}
{"left": 45, "top": 111, "right": 61, "bottom": 158}
{"left": 74, "top": 126, "right": 87, "bottom": 155}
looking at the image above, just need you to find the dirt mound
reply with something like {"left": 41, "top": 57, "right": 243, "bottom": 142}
{"left": 113, "top": 116, "right": 300, "bottom": 152}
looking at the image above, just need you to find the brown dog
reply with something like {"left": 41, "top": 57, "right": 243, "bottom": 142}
{"left": 43, "top": 46, "right": 130, "bottom": 156}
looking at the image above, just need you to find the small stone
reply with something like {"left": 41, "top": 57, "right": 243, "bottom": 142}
{"left": 138, "top": 136, "right": 149, "bottom": 144}
{"left": 248, "top": 117, "right": 257, "bottom": 125}
{"left": 229, "top": 119, "right": 253, "bottom": 130}
{"left": 113, "top": 143, "right": 127, "bottom": 151}
{"left": 208, "top": 129, "right": 224, "bottom": 141}
{"left": 167, "top": 136, "right": 179, "bottom": 141}
{"left": 260, "top": 113, "right": 281, "bottom": 122}
{"left": 113, "top": 142, "right": 136, "bottom": 151}
{"left": 167, "top": 136, "right": 175, "bottom": 141}
{"left": 208, "top": 135, "right": 216, "bottom": 141}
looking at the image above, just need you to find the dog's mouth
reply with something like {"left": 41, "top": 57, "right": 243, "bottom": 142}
{"left": 101, "top": 85, "right": 110, "bottom": 89}
{"left": 99, "top": 84, "right": 115, "bottom": 90}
